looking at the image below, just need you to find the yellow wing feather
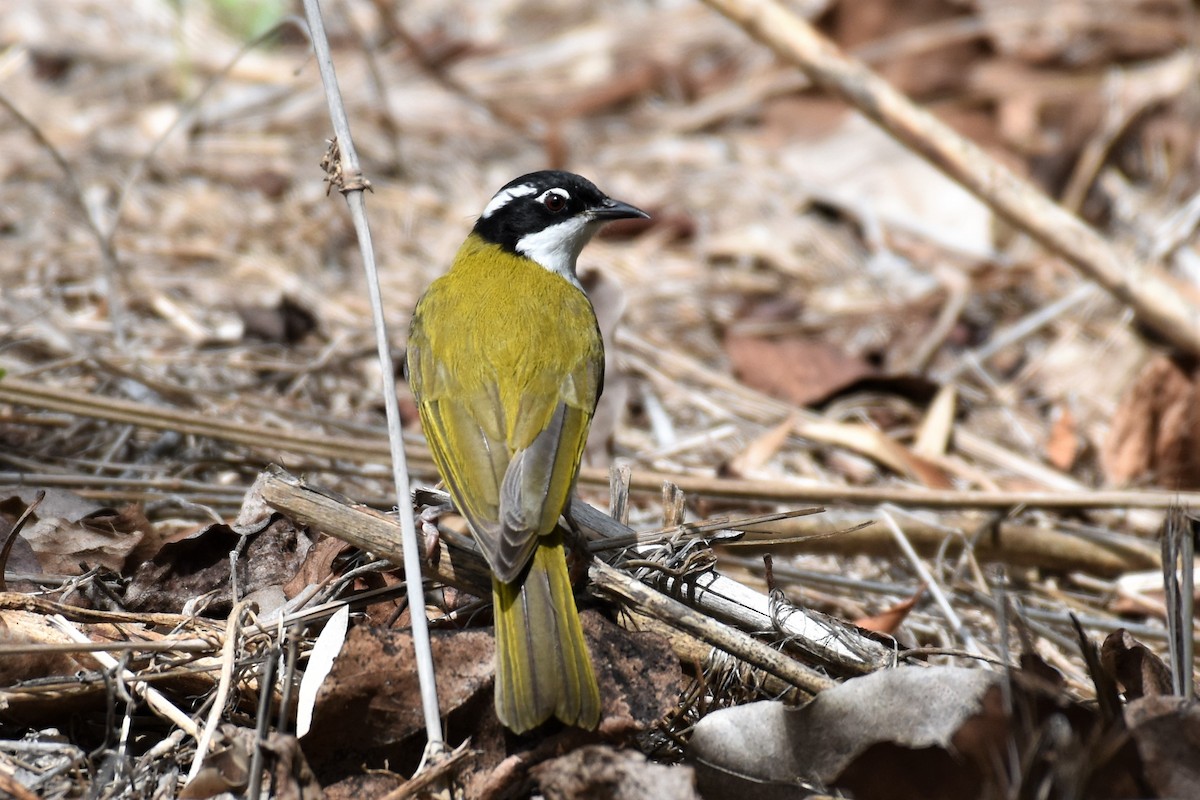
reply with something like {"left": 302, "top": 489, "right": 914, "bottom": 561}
{"left": 406, "top": 234, "right": 603, "bottom": 578}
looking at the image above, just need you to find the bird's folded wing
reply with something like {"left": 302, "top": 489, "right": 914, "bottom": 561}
{"left": 409, "top": 334, "right": 599, "bottom": 581}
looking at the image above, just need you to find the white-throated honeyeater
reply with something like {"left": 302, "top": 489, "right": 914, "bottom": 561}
{"left": 406, "top": 171, "right": 648, "bottom": 732}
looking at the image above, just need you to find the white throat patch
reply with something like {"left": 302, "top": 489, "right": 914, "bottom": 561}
{"left": 481, "top": 183, "right": 536, "bottom": 219}
{"left": 515, "top": 216, "right": 601, "bottom": 288}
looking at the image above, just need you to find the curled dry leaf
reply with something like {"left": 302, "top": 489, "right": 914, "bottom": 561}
{"left": 1100, "top": 629, "right": 1173, "bottom": 700}
{"left": 691, "top": 667, "right": 1001, "bottom": 799}
{"left": 0, "top": 490, "right": 149, "bottom": 575}
{"left": 853, "top": 584, "right": 926, "bottom": 636}
{"left": 1103, "top": 354, "right": 1200, "bottom": 489}
{"left": 691, "top": 661, "right": 1148, "bottom": 800}
{"left": 795, "top": 418, "right": 953, "bottom": 489}
{"left": 123, "top": 516, "right": 312, "bottom": 616}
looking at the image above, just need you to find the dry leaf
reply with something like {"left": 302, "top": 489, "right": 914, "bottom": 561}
{"left": 795, "top": 418, "right": 954, "bottom": 488}
{"left": 1046, "top": 403, "right": 1081, "bottom": 472}
{"left": 690, "top": 667, "right": 1001, "bottom": 800}
{"left": 724, "top": 412, "right": 799, "bottom": 477}
{"left": 1125, "top": 695, "right": 1200, "bottom": 797}
{"left": 692, "top": 661, "right": 1145, "bottom": 800}
{"left": 914, "top": 383, "right": 957, "bottom": 457}
{"left": 725, "top": 333, "right": 877, "bottom": 408}
{"left": 0, "top": 490, "right": 146, "bottom": 575}
{"left": 1100, "top": 629, "right": 1173, "bottom": 700}
{"left": 124, "top": 517, "right": 312, "bottom": 615}
{"left": 1103, "top": 354, "right": 1200, "bottom": 489}
{"left": 854, "top": 584, "right": 926, "bottom": 635}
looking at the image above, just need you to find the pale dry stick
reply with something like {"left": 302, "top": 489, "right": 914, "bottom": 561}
{"left": 899, "top": 268, "right": 969, "bottom": 375}
{"left": 736, "top": 509, "right": 1157, "bottom": 576}
{"left": 698, "top": 0, "right": 1200, "bottom": 357}
{"left": 1150, "top": 188, "right": 1200, "bottom": 263}
{"left": 7, "top": 373, "right": 1200, "bottom": 511}
{"left": 953, "top": 429, "right": 1086, "bottom": 493}
{"left": 1, "top": 593, "right": 224, "bottom": 633}
{"left": 590, "top": 560, "right": 835, "bottom": 695}
{"left": 299, "top": 0, "right": 443, "bottom": 752}
{"left": 879, "top": 508, "right": 983, "bottom": 656}
{"left": 936, "top": 284, "right": 1099, "bottom": 384}
{"left": 47, "top": 615, "right": 199, "bottom": 738}
{"left": 186, "top": 599, "right": 253, "bottom": 786}
{"left": 0, "top": 376, "right": 426, "bottom": 469}
{"left": 0, "top": 639, "right": 212, "bottom": 656}
{"left": 257, "top": 468, "right": 867, "bottom": 690}
{"left": 1061, "top": 52, "right": 1196, "bottom": 214}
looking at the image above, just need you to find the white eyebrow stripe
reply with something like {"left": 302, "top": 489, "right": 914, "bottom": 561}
{"left": 481, "top": 184, "right": 536, "bottom": 218}
{"left": 537, "top": 188, "right": 570, "bottom": 204}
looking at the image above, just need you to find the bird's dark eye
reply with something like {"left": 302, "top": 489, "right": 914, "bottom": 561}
{"left": 543, "top": 192, "right": 567, "bottom": 213}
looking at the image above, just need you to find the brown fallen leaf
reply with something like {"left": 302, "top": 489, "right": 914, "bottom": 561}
{"left": 1125, "top": 695, "right": 1200, "bottom": 797}
{"left": 181, "top": 727, "right": 252, "bottom": 799}
{"left": 853, "top": 584, "right": 925, "bottom": 635}
{"left": 301, "top": 612, "right": 681, "bottom": 793}
{"left": 0, "top": 489, "right": 146, "bottom": 575}
{"left": 284, "top": 536, "right": 352, "bottom": 599}
{"left": 1046, "top": 403, "right": 1081, "bottom": 472}
{"left": 262, "top": 733, "right": 324, "bottom": 800}
{"left": 1100, "top": 629, "right": 1174, "bottom": 700}
{"left": 124, "top": 516, "right": 312, "bottom": 616}
{"left": 1103, "top": 354, "right": 1200, "bottom": 489}
{"left": 0, "top": 610, "right": 86, "bottom": 685}
{"left": 725, "top": 333, "right": 877, "bottom": 409}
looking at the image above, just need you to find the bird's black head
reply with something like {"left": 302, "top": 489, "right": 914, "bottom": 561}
{"left": 472, "top": 170, "right": 647, "bottom": 279}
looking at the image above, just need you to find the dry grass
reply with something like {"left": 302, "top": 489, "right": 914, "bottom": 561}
{"left": 1, "top": 0, "right": 1198, "bottom": 796}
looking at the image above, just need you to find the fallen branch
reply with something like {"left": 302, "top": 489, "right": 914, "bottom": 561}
{"left": 729, "top": 508, "right": 1160, "bottom": 577}
{"left": 698, "top": 0, "right": 1200, "bottom": 357}
{"left": 256, "top": 467, "right": 889, "bottom": 692}
{"left": 3, "top": 376, "right": 1197, "bottom": 511}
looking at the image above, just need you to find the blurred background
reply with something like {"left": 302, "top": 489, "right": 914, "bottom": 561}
{"left": 3, "top": 0, "right": 1200, "bottom": 795}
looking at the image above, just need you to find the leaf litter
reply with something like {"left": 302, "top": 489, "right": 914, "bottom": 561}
{"left": 0, "top": 0, "right": 1199, "bottom": 797}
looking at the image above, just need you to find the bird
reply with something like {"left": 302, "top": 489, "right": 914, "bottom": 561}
{"left": 406, "top": 170, "right": 648, "bottom": 733}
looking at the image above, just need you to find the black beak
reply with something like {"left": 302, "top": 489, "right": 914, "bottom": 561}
{"left": 589, "top": 197, "right": 650, "bottom": 221}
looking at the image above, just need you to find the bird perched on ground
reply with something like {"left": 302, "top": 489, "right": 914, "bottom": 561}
{"left": 406, "top": 171, "right": 648, "bottom": 732}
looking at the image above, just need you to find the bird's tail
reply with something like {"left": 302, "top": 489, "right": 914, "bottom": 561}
{"left": 492, "top": 530, "right": 600, "bottom": 733}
